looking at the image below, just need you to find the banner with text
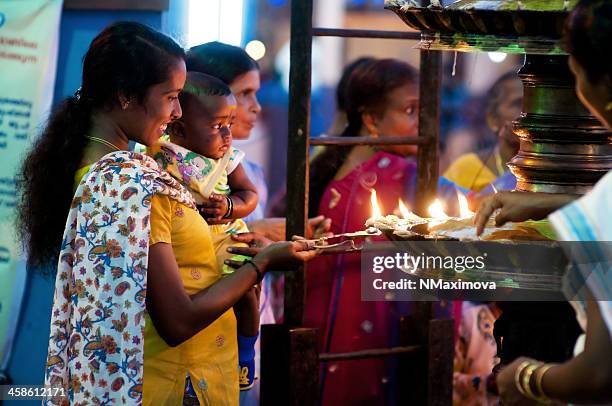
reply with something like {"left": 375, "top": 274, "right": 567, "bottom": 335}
{"left": 361, "top": 241, "right": 611, "bottom": 302}
{"left": 0, "top": 0, "right": 62, "bottom": 369}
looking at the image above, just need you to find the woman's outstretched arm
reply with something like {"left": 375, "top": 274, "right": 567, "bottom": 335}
{"left": 146, "top": 240, "right": 315, "bottom": 346}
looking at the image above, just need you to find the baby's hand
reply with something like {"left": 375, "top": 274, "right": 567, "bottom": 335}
{"left": 198, "top": 193, "right": 229, "bottom": 221}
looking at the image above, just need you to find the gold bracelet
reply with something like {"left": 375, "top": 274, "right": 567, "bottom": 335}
{"left": 521, "top": 362, "right": 542, "bottom": 401}
{"left": 534, "top": 363, "right": 556, "bottom": 403}
{"left": 514, "top": 361, "right": 531, "bottom": 397}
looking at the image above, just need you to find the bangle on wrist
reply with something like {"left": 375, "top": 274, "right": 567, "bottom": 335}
{"left": 514, "top": 361, "right": 531, "bottom": 397}
{"left": 534, "top": 363, "right": 555, "bottom": 404}
{"left": 244, "top": 259, "right": 263, "bottom": 283}
{"left": 517, "top": 361, "right": 553, "bottom": 404}
{"left": 223, "top": 195, "right": 233, "bottom": 219}
{"left": 521, "top": 362, "right": 541, "bottom": 400}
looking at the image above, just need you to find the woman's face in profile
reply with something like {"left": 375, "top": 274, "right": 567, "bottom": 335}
{"left": 490, "top": 79, "right": 523, "bottom": 148}
{"left": 375, "top": 82, "right": 420, "bottom": 156}
{"left": 229, "top": 69, "right": 261, "bottom": 140}
{"left": 124, "top": 58, "right": 186, "bottom": 146}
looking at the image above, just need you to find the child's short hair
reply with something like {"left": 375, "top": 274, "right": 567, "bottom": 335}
{"left": 168, "top": 72, "right": 233, "bottom": 138}
{"left": 181, "top": 71, "right": 233, "bottom": 102}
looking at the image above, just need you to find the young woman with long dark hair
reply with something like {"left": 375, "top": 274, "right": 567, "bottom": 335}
{"left": 306, "top": 58, "right": 438, "bottom": 405}
{"left": 18, "top": 22, "right": 315, "bottom": 405}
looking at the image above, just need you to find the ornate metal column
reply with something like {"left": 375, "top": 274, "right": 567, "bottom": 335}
{"left": 386, "top": 0, "right": 612, "bottom": 193}
{"left": 510, "top": 54, "right": 612, "bottom": 193}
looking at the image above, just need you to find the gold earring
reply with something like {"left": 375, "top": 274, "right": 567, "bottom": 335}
{"left": 605, "top": 102, "right": 612, "bottom": 111}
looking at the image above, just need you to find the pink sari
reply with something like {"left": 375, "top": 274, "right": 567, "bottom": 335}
{"left": 304, "top": 151, "right": 415, "bottom": 405}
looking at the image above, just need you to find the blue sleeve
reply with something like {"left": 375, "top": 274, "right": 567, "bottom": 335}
{"left": 438, "top": 176, "right": 468, "bottom": 196}
{"left": 479, "top": 171, "right": 517, "bottom": 195}
{"left": 242, "top": 160, "right": 268, "bottom": 223}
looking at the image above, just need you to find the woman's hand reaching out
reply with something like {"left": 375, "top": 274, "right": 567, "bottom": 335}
{"left": 225, "top": 236, "right": 319, "bottom": 271}
{"left": 474, "top": 191, "right": 578, "bottom": 236}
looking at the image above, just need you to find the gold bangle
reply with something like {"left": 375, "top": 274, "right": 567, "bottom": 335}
{"left": 514, "top": 361, "right": 531, "bottom": 397}
{"left": 521, "top": 362, "right": 542, "bottom": 401}
{"left": 534, "top": 363, "right": 556, "bottom": 403}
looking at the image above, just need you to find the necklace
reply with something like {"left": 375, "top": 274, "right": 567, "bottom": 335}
{"left": 85, "top": 136, "right": 122, "bottom": 151}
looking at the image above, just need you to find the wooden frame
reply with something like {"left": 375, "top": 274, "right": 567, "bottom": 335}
{"left": 63, "top": 0, "right": 169, "bottom": 11}
{"left": 259, "top": 1, "right": 452, "bottom": 404}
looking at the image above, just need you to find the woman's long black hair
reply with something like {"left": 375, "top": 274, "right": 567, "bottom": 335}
{"left": 17, "top": 21, "right": 185, "bottom": 271}
{"left": 186, "top": 41, "right": 259, "bottom": 85}
{"left": 308, "top": 58, "right": 419, "bottom": 216}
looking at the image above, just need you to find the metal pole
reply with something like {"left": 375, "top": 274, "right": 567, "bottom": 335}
{"left": 415, "top": 50, "right": 442, "bottom": 217}
{"left": 319, "top": 345, "right": 420, "bottom": 362}
{"left": 310, "top": 135, "right": 431, "bottom": 146}
{"left": 261, "top": 2, "right": 319, "bottom": 404}
{"left": 261, "top": 326, "right": 319, "bottom": 405}
{"left": 427, "top": 319, "right": 454, "bottom": 406}
{"left": 313, "top": 27, "right": 421, "bottom": 40}
{"left": 285, "top": 0, "right": 312, "bottom": 328}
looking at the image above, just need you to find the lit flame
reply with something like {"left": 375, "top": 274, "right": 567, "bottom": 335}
{"left": 370, "top": 189, "right": 382, "bottom": 219}
{"left": 457, "top": 191, "right": 474, "bottom": 218}
{"left": 428, "top": 199, "right": 449, "bottom": 219}
{"left": 398, "top": 199, "right": 421, "bottom": 221}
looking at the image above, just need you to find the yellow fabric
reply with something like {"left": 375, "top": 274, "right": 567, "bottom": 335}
{"left": 74, "top": 165, "right": 91, "bottom": 192}
{"left": 209, "top": 220, "right": 250, "bottom": 275}
{"left": 143, "top": 194, "right": 239, "bottom": 406}
{"left": 443, "top": 153, "right": 497, "bottom": 192}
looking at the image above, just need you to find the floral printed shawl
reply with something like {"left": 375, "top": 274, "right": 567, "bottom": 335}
{"left": 44, "top": 151, "right": 195, "bottom": 405}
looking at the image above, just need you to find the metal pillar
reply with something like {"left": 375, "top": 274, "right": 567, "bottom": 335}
{"left": 415, "top": 50, "right": 442, "bottom": 216}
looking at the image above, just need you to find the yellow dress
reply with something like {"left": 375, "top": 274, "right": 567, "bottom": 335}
{"left": 143, "top": 194, "right": 238, "bottom": 405}
{"left": 75, "top": 167, "right": 238, "bottom": 406}
{"left": 74, "top": 165, "right": 91, "bottom": 189}
{"left": 443, "top": 153, "right": 497, "bottom": 192}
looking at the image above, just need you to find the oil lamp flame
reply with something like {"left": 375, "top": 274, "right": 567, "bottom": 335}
{"left": 457, "top": 191, "right": 474, "bottom": 218}
{"left": 428, "top": 199, "right": 449, "bottom": 219}
{"left": 398, "top": 199, "right": 420, "bottom": 220}
{"left": 370, "top": 189, "right": 382, "bottom": 219}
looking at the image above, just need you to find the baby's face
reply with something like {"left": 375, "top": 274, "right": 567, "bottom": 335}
{"left": 182, "top": 94, "right": 237, "bottom": 160}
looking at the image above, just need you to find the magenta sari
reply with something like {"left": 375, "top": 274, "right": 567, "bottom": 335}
{"left": 304, "top": 151, "right": 416, "bottom": 405}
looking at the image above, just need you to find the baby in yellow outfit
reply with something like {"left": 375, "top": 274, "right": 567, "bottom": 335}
{"left": 149, "top": 72, "right": 260, "bottom": 392}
